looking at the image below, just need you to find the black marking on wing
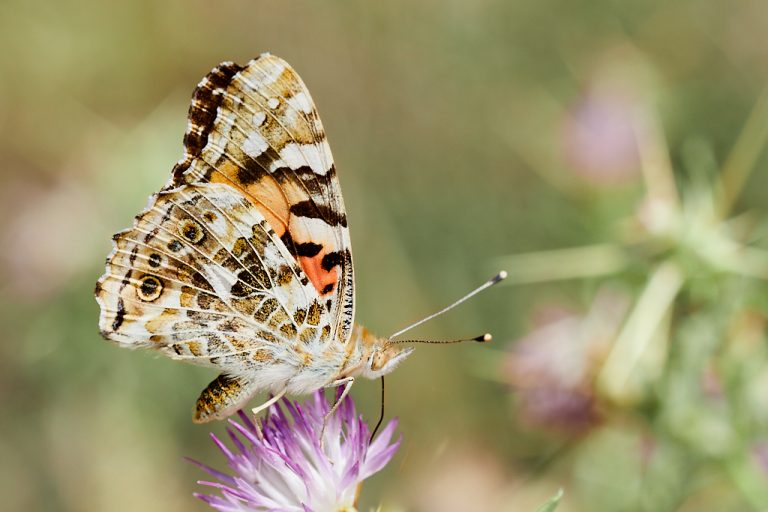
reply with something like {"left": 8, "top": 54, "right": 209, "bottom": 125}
{"left": 280, "top": 230, "right": 298, "bottom": 258}
{"left": 296, "top": 241, "right": 322, "bottom": 257}
{"left": 289, "top": 200, "right": 347, "bottom": 227}
{"left": 112, "top": 298, "right": 126, "bottom": 331}
{"left": 172, "top": 62, "right": 245, "bottom": 180}
{"left": 321, "top": 250, "right": 346, "bottom": 271}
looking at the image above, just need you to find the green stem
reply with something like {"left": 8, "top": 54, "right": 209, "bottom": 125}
{"left": 717, "top": 89, "right": 768, "bottom": 218}
{"left": 635, "top": 109, "right": 680, "bottom": 211}
{"left": 494, "top": 244, "right": 628, "bottom": 284}
{"left": 598, "top": 261, "right": 683, "bottom": 402}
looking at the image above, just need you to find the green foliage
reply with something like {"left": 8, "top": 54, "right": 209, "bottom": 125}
{"left": 535, "top": 490, "right": 564, "bottom": 512}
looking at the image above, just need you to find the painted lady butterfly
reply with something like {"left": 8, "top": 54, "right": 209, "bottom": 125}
{"left": 95, "top": 54, "right": 502, "bottom": 423}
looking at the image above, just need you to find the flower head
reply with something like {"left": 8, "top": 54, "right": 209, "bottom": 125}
{"left": 190, "top": 390, "right": 401, "bottom": 512}
{"left": 504, "top": 288, "right": 629, "bottom": 435}
{"left": 561, "top": 89, "right": 640, "bottom": 184}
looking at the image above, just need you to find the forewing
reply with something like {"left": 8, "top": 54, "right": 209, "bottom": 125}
{"left": 95, "top": 183, "right": 333, "bottom": 376}
{"left": 168, "top": 54, "right": 354, "bottom": 346}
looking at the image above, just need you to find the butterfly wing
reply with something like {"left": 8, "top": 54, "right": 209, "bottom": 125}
{"left": 96, "top": 183, "right": 333, "bottom": 381}
{"left": 168, "top": 54, "right": 354, "bottom": 347}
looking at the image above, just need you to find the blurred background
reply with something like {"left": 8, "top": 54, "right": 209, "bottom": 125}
{"left": 2, "top": 0, "right": 768, "bottom": 510}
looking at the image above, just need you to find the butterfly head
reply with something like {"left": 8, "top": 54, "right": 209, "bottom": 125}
{"left": 349, "top": 325, "right": 414, "bottom": 379}
{"left": 364, "top": 343, "right": 415, "bottom": 379}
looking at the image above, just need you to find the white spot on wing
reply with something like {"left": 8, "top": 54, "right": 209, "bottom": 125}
{"left": 236, "top": 59, "right": 286, "bottom": 96}
{"left": 279, "top": 143, "right": 329, "bottom": 175}
{"left": 287, "top": 92, "right": 314, "bottom": 114}
{"left": 267, "top": 97, "right": 280, "bottom": 109}
{"left": 205, "top": 140, "right": 224, "bottom": 161}
{"left": 258, "top": 59, "right": 285, "bottom": 85}
{"left": 243, "top": 131, "right": 269, "bottom": 158}
{"left": 218, "top": 112, "right": 235, "bottom": 132}
{"left": 253, "top": 112, "right": 266, "bottom": 126}
{"left": 289, "top": 215, "right": 337, "bottom": 244}
{"left": 203, "top": 264, "right": 240, "bottom": 305}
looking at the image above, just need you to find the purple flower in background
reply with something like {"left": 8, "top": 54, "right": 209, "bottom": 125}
{"left": 504, "top": 289, "right": 629, "bottom": 436}
{"left": 190, "top": 391, "right": 401, "bottom": 511}
{"left": 752, "top": 442, "right": 768, "bottom": 476}
{"left": 561, "top": 89, "right": 640, "bottom": 184}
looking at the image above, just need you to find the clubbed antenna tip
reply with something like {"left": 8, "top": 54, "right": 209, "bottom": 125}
{"left": 492, "top": 270, "right": 508, "bottom": 284}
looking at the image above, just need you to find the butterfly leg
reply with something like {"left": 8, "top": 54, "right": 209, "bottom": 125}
{"left": 320, "top": 377, "right": 355, "bottom": 449}
{"left": 250, "top": 387, "right": 287, "bottom": 417}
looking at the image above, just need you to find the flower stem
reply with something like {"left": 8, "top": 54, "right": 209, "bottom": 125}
{"left": 494, "top": 244, "right": 628, "bottom": 284}
{"left": 597, "top": 261, "right": 683, "bottom": 403}
{"left": 717, "top": 88, "right": 768, "bottom": 218}
{"left": 635, "top": 109, "right": 680, "bottom": 211}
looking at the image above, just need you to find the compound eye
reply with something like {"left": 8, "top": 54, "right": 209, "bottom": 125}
{"left": 370, "top": 352, "right": 386, "bottom": 372}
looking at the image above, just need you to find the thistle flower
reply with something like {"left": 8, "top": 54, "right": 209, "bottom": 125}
{"left": 190, "top": 390, "right": 401, "bottom": 512}
{"left": 504, "top": 289, "right": 629, "bottom": 435}
{"left": 561, "top": 89, "right": 640, "bottom": 184}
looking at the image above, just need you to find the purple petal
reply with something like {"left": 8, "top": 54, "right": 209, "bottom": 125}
{"left": 236, "top": 409, "right": 258, "bottom": 435}
{"left": 228, "top": 417, "right": 263, "bottom": 447}
{"left": 196, "top": 480, "right": 248, "bottom": 500}
{"left": 193, "top": 493, "right": 244, "bottom": 512}
{"left": 361, "top": 437, "right": 401, "bottom": 478}
{"left": 185, "top": 457, "right": 236, "bottom": 485}
{"left": 210, "top": 433, "right": 235, "bottom": 460}
{"left": 225, "top": 426, "right": 248, "bottom": 455}
{"left": 368, "top": 418, "right": 398, "bottom": 453}
{"left": 339, "top": 459, "right": 361, "bottom": 490}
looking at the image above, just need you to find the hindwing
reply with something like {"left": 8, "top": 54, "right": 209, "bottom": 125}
{"left": 95, "top": 183, "right": 333, "bottom": 377}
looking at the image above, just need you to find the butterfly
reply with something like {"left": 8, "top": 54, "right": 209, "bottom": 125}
{"left": 95, "top": 54, "right": 502, "bottom": 424}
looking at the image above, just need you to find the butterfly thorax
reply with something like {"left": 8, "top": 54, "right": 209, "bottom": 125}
{"left": 335, "top": 324, "right": 414, "bottom": 380}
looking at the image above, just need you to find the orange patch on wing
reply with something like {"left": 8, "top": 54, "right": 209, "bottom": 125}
{"left": 210, "top": 161, "right": 290, "bottom": 236}
{"left": 299, "top": 252, "right": 338, "bottom": 297}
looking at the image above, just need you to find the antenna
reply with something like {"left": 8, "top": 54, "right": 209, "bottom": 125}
{"left": 388, "top": 271, "right": 507, "bottom": 340}
{"left": 388, "top": 333, "right": 492, "bottom": 345}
